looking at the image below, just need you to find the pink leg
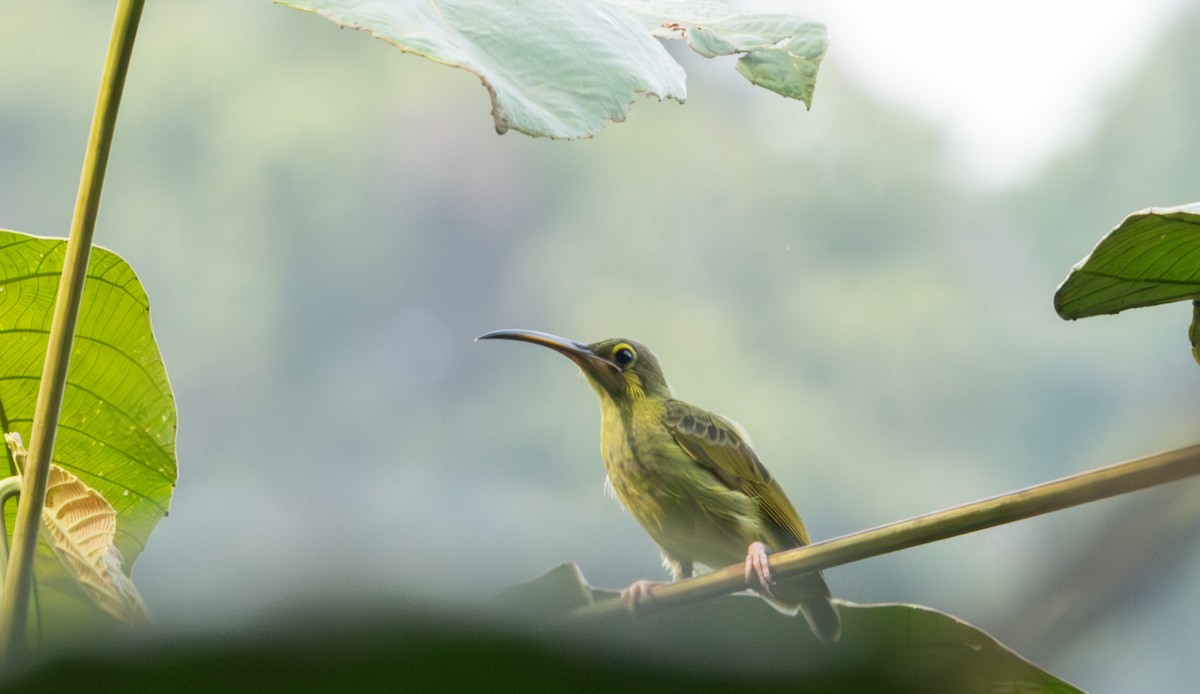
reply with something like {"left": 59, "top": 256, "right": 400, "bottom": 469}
{"left": 743, "top": 541, "right": 775, "bottom": 597}
{"left": 621, "top": 579, "right": 666, "bottom": 615}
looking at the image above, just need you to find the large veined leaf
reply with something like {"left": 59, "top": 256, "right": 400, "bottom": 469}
{"left": 0, "top": 230, "right": 175, "bottom": 630}
{"left": 274, "top": 0, "right": 827, "bottom": 138}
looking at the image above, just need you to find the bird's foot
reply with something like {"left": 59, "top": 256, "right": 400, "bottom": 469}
{"left": 743, "top": 541, "right": 776, "bottom": 598}
{"left": 621, "top": 579, "right": 666, "bottom": 616}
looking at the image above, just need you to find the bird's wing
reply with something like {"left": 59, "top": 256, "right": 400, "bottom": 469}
{"left": 662, "top": 399, "right": 811, "bottom": 547}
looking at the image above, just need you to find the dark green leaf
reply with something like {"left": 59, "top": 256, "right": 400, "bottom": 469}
{"left": 495, "top": 564, "right": 1083, "bottom": 693}
{"left": 1054, "top": 202, "right": 1200, "bottom": 319}
{"left": 0, "top": 565, "right": 1081, "bottom": 693}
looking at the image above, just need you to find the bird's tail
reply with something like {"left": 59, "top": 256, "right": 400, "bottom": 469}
{"left": 797, "top": 591, "right": 841, "bottom": 644}
{"left": 763, "top": 571, "right": 842, "bottom": 644}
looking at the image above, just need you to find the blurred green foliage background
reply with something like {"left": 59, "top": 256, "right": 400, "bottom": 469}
{"left": 2, "top": 1, "right": 1199, "bottom": 690}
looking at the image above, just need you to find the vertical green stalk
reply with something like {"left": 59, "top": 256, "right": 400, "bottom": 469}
{"left": 0, "top": 0, "right": 145, "bottom": 664}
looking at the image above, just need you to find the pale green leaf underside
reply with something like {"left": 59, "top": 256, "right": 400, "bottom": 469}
{"left": 0, "top": 230, "right": 176, "bottom": 572}
{"left": 616, "top": 0, "right": 827, "bottom": 106}
{"left": 1055, "top": 202, "right": 1200, "bottom": 319}
{"left": 275, "top": 0, "right": 827, "bottom": 138}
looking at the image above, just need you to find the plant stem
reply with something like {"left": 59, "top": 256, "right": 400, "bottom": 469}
{"left": 574, "top": 443, "right": 1200, "bottom": 619}
{"left": 0, "top": 476, "right": 25, "bottom": 582}
{"left": 0, "top": 0, "right": 145, "bottom": 665}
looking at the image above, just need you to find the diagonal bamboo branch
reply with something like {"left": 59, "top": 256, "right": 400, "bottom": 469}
{"left": 574, "top": 443, "right": 1200, "bottom": 619}
{"left": 0, "top": 0, "right": 145, "bottom": 665}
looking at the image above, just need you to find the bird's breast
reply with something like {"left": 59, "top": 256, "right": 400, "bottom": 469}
{"left": 596, "top": 396, "right": 764, "bottom": 568}
{"left": 599, "top": 398, "right": 671, "bottom": 512}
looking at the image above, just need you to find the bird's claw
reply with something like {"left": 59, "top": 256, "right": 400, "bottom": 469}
{"left": 744, "top": 541, "right": 776, "bottom": 598}
{"left": 621, "top": 579, "right": 665, "bottom": 616}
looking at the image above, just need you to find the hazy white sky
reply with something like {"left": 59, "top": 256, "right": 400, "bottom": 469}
{"left": 757, "top": 0, "right": 1191, "bottom": 185}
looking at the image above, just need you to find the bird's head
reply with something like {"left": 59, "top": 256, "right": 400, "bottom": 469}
{"left": 477, "top": 329, "right": 671, "bottom": 402}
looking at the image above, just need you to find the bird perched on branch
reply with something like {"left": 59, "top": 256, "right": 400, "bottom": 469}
{"left": 478, "top": 329, "right": 840, "bottom": 643}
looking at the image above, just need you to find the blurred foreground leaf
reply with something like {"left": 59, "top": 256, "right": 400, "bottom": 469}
{"left": 1055, "top": 202, "right": 1200, "bottom": 319}
{"left": 498, "top": 563, "right": 1082, "bottom": 692}
{"left": 0, "top": 564, "right": 1080, "bottom": 693}
{"left": 0, "top": 230, "right": 174, "bottom": 639}
{"left": 274, "top": 0, "right": 826, "bottom": 138}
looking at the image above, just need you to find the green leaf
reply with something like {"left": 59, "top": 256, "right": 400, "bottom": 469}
{"left": 274, "top": 0, "right": 827, "bottom": 138}
{"left": 276, "top": 0, "right": 686, "bottom": 139}
{"left": 0, "top": 231, "right": 175, "bottom": 633}
{"left": 498, "top": 564, "right": 1083, "bottom": 693}
{"left": 1054, "top": 202, "right": 1200, "bottom": 319}
{"left": 616, "top": 0, "right": 828, "bottom": 107}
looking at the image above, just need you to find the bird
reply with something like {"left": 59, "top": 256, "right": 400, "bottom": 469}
{"left": 478, "top": 329, "right": 840, "bottom": 643}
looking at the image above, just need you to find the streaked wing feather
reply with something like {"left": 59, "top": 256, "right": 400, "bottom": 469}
{"left": 663, "top": 400, "right": 811, "bottom": 547}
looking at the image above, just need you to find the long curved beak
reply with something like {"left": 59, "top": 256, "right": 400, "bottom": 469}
{"left": 477, "top": 329, "right": 621, "bottom": 390}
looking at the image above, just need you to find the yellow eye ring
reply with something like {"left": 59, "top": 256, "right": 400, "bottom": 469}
{"left": 612, "top": 343, "right": 636, "bottom": 369}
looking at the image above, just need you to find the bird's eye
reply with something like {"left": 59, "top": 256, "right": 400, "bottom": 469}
{"left": 613, "top": 345, "right": 635, "bottom": 369}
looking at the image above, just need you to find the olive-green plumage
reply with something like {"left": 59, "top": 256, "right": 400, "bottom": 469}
{"left": 478, "top": 329, "right": 840, "bottom": 643}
